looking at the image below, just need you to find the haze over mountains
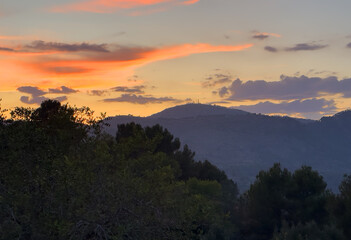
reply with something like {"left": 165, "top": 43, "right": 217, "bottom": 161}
{"left": 105, "top": 103, "right": 351, "bottom": 192}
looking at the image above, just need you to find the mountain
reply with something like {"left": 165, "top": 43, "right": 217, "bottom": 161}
{"left": 104, "top": 103, "right": 351, "bottom": 192}
{"left": 150, "top": 103, "right": 248, "bottom": 119}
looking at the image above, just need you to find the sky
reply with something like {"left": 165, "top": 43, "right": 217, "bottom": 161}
{"left": 1, "top": 0, "right": 351, "bottom": 119}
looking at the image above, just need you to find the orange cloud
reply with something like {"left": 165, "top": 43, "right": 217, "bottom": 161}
{"left": 141, "top": 43, "right": 253, "bottom": 63}
{"left": 0, "top": 50, "right": 61, "bottom": 57}
{"left": 180, "top": 0, "right": 199, "bottom": 5}
{"left": 51, "top": 0, "right": 199, "bottom": 13}
{"left": 0, "top": 35, "right": 23, "bottom": 40}
{"left": 0, "top": 42, "right": 253, "bottom": 89}
{"left": 261, "top": 32, "right": 281, "bottom": 38}
{"left": 128, "top": 6, "right": 168, "bottom": 16}
{"left": 27, "top": 43, "right": 253, "bottom": 73}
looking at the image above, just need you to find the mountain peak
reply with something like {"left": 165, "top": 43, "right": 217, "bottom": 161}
{"left": 149, "top": 103, "right": 248, "bottom": 119}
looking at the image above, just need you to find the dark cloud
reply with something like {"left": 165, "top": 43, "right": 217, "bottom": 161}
{"left": 0, "top": 47, "right": 15, "bottom": 52}
{"left": 218, "top": 87, "right": 229, "bottom": 97}
{"left": 202, "top": 74, "right": 232, "bottom": 88}
{"left": 103, "top": 94, "right": 182, "bottom": 104}
{"left": 89, "top": 45, "right": 154, "bottom": 61}
{"left": 111, "top": 85, "right": 146, "bottom": 94}
{"left": 88, "top": 90, "right": 108, "bottom": 96}
{"left": 25, "top": 40, "right": 109, "bottom": 52}
{"left": 111, "top": 31, "right": 126, "bottom": 37}
{"left": 234, "top": 98, "right": 336, "bottom": 115}
{"left": 347, "top": 42, "right": 351, "bottom": 48}
{"left": 285, "top": 43, "right": 328, "bottom": 51}
{"left": 264, "top": 46, "right": 278, "bottom": 52}
{"left": 20, "top": 96, "right": 67, "bottom": 105}
{"left": 2, "top": 42, "right": 156, "bottom": 62}
{"left": 45, "top": 66, "right": 92, "bottom": 74}
{"left": 49, "top": 86, "right": 78, "bottom": 94}
{"left": 222, "top": 75, "right": 351, "bottom": 101}
{"left": 206, "top": 101, "right": 231, "bottom": 105}
{"left": 20, "top": 96, "right": 48, "bottom": 105}
{"left": 43, "top": 45, "right": 154, "bottom": 62}
{"left": 253, "top": 34, "right": 269, "bottom": 40}
{"left": 17, "top": 85, "right": 76, "bottom": 105}
{"left": 17, "top": 86, "right": 46, "bottom": 96}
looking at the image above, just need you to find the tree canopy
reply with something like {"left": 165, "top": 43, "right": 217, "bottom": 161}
{"left": 0, "top": 100, "right": 350, "bottom": 240}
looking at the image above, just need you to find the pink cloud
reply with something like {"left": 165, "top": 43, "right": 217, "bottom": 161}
{"left": 180, "top": 0, "right": 199, "bottom": 5}
{"left": 51, "top": 0, "right": 199, "bottom": 13}
{"left": 0, "top": 41, "right": 253, "bottom": 89}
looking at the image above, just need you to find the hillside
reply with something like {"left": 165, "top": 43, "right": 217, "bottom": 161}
{"left": 150, "top": 103, "right": 248, "bottom": 119}
{"left": 105, "top": 104, "right": 351, "bottom": 191}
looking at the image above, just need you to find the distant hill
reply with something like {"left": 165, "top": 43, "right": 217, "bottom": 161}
{"left": 150, "top": 103, "right": 248, "bottom": 119}
{"left": 104, "top": 103, "right": 351, "bottom": 192}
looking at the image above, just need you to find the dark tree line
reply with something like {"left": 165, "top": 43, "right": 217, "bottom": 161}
{"left": 1, "top": 100, "right": 351, "bottom": 239}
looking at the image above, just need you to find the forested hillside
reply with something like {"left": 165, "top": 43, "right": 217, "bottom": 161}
{"left": 1, "top": 100, "right": 351, "bottom": 239}
{"left": 106, "top": 104, "right": 351, "bottom": 191}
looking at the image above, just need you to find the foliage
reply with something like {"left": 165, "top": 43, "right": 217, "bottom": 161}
{"left": 328, "top": 174, "right": 351, "bottom": 239}
{"left": 1, "top": 99, "right": 350, "bottom": 240}
{"left": 271, "top": 221, "right": 345, "bottom": 240}
{"left": 0, "top": 100, "right": 238, "bottom": 240}
{"left": 238, "top": 164, "right": 330, "bottom": 240}
{"left": 0, "top": 99, "right": 7, "bottom": 123}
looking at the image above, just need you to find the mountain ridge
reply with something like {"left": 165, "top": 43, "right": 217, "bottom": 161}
{"left": 104, "top": 103, "right": 351, "bottom": 192}
{"left": 149, "top": 103, "right": 249, "bottom": 119}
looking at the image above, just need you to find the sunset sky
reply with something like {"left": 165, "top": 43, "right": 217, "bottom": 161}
{"left": 1, "top": 0, "right": 351, "bottom": 119}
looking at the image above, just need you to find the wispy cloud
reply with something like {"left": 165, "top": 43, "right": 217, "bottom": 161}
{"left": 26, "top": 41, "right": 109, "bottom": 53}
{"left": 103, "top": 94, "right": 183, "bottom": 104}
{"left": 0, "top": 46, "right": 15, "bottom": 52}
{"left": 218, "top": 86, "right": 229, "bottom": 97}
{"left": 285, "top": 43, "right": 328, "bottom": 51}
{"left": 20, "top": 96, "right": 67, "bottom": 105}
{"left": 112, "top": 85, "right": 146, "bottom": 94}
{"left": 202, "top": 73, "right": 232, "bottom": 88}
{"left": 88, "top": 90, "right": 108, "bottom": 96}
{"left": 264, "top": 46, "right": 278, "bottom": 52}
{"left": 232, "top": 98, "right": 337, "bottom": 119}
{"left": 234, "top": 98, "right": 336, "bottom": 114}
{"left": 0, "top": 39, "right": 252, "bottom": 89}
{"left": 181, "top": 0, "right": 199, "bottom": 5}
{"left": 0, "top": 35, "right": 24, "bottom": 40}
{"left": 49, "top": 86, "right": 79, "bottom": 94}
{"left": 0, "top": 41, "right": 253, "bottom": 62}
{"left": 3, "top": 41, "right": 252, "bottom": 77}
{"left": 44, "top": 66, "right": 92, "bottom": 74}
{"left": 252, "top": 32, "right": 281, "bottom": 40}
{"left": 1, "top": 40, "right": 109, "bottom": 55}
{"left": 51, "top": 0, "right": 200, "bottom": 14}
{"left": 263, "top": 42, "right": 329, "bottom": 53}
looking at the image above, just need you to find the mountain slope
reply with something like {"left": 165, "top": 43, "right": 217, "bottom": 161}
{"left": 150, "top": 103, "right": 248, "bottom": 119}
{"left": 104, "top": 104, "right": 351, "bottom": 192}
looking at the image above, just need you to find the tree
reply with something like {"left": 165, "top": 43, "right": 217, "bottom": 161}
{"left": 0, "top": 98, "right": 7, "bottom": 123}
{"left": 329, "top": 174, "right": 351, "bottom": 238}
{"left": 0, "top": 101, "right": 240, "bottom": 239}
{"left": 239, "top": 164, "right": 329, "bottom": 240}
{"left": 239, "top": 163, "right": 293, "bottom": 240}
{"left": 271, "top": 221, "right": 345, "bottom": 240}
{"left": 289, "top": 166, "right": 328, "bottom": 225}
